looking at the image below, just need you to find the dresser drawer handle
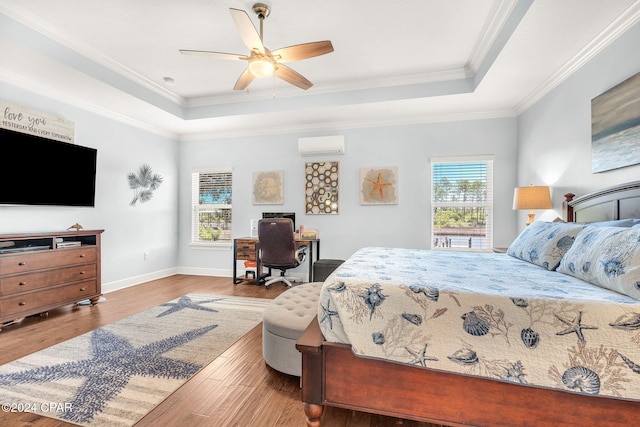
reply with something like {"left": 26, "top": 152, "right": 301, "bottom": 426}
{"left": 19, "top": 281, "right": 27, "bottom": 286}
{"left": 18, "top": 262, "right": 26, "bottom": 266}
{"left": 80, "top": 287, "right": 86, "bottom": 291}
{"left": 80, "top": 271, "right": 86, "bottom": 275}
{"left": 79, "top": 254, "right": 86, "bottom": 258}
{"left": 19, "top": 301, "right": 26, "bottom": 306}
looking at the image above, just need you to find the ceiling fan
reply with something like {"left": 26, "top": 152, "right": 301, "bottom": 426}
{"left": 179, "top": 3, "right": 334, "bottom": 91}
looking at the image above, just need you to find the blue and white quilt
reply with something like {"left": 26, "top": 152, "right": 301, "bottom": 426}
{"left": 318, "top": 247, "right": 640, "bottom": 401}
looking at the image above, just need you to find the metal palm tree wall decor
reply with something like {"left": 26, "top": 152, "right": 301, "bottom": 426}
{"left": 128, "top": 164, "right": 163, "bottom": 206}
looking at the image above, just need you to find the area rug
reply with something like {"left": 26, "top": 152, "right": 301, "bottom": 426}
{"left": 0, "top": 294, "right": 269, "bottom": 427}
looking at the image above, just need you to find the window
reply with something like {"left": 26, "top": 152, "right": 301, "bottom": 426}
{"left": 192, "top": 169, "right": 232, "bottom": 244}
{"left": 430, "top": 157, "right": 493, "bottom": 250}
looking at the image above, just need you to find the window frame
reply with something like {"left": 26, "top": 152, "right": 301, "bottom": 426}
{"left": 430, "top": 155, "right": 494, "bottom": 251}
{"left": 191, "top": 168, "right": 233, "bottom": 247}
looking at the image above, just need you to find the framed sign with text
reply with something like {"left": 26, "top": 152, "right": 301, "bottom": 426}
{"left": 1, "top": 100, "right": 75, "bottom": 143}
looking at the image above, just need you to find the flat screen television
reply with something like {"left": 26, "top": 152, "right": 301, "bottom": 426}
{"left": 0, "top": 127, "right": 97, "bottom": 207}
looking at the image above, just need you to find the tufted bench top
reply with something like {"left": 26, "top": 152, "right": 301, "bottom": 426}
{"left": 263, "top": 282, "right": 323, "bottom": 340}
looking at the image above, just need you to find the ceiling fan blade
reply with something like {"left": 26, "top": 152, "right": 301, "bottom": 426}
{"left": 233, "top": 68, "right": 256, "bottom": 91}
{"left": 271, "top": 41, "right": 334, "bottom": 63}
{"left": 179, "top": 49, "right": 249, "bottom": 61}
{"left": 274, "top": 64, "right": 313, "bottom": 90}
{"left": 229, "top": 8, "right": 265, "bottom": 55}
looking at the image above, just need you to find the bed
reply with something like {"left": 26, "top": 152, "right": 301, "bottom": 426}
{"left": 296, "top": 180, "right": 640, "bottom": 427}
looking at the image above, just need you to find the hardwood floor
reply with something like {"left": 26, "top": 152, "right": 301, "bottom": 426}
{"left": 0, "top": 275, "right": 441, "bottom": 427}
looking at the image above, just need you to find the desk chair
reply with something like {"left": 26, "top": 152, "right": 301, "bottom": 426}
{"left": 258, "top": 218, "right": 306, "bottom": 289}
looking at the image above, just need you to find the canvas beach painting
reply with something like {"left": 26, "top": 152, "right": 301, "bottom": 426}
{"left": 591, "top": 71, "right": 640, "bottom": 173}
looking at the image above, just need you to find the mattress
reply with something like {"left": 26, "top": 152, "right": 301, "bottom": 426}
{"left": 318, "top": 247, "right": 640, "bottom": 401}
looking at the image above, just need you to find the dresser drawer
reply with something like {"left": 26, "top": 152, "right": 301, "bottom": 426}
{"left": 0, "top": 264, "right": 97, "bottom": 296}
{"left": 236, "top": 248, "right": 257, "bottom": 261}
{"left": 0, "top": 247, "right": 96, "bottom": 275}
{"left": 235, "top": 240, "right": 257, "bottom": 261}
{"left": 0, "top": 280, "right": 98, "bottom": 317}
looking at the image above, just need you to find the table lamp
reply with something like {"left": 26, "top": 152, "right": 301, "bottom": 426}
{"left": 513, "top": 184, "right": 552, "bottom": 226}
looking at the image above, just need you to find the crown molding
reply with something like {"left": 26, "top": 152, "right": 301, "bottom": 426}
{"left": 3, "top": 1, "right": 636, "bottom": 142}
{"left": 466, "top": 0, "right": 519, "bottom": 75}
{"left": 0, "top": 3, "right": 477, "bottom": 112}
{"left": 0, "top": 68, "right": 178, "bottom": 140}
{"left": 0, "top": 3, "right": 186, "bottom": 108}
{"left": 183, "top": 67, "right": 470, "bottom": 108}
{"left": 515, "top": 0, "right": 640, "bottom": 114}
{"left": 178, "top": 108, "right": 516, "bottom": 141}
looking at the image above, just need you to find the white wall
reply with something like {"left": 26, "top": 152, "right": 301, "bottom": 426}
{"left": 178, "top": 118, "right": 518, "bottom": 277}
{"left": 12, "top": 10, "right": 638, "bottom": 288}
{"left": 0, "top": 82, "right": 180, "bottom": 291}
{"left": 3, "top": 19, "right": 637, "bottom": 290}
{"left": 517, "top": 20, "right": 640, "bottom": 229}
{"left": 0, "top": 81, "right": 517, "bottom": 290}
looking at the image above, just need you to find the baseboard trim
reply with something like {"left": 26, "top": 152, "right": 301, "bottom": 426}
{"left": 102, "top": 267, "right": 309, "bottom": 294}
{"left": 102, "top": 268, "right": 179, "bottom": 294}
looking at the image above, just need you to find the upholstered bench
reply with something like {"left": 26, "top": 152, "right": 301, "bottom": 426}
{"left": 262, "top": 282, "right": 323, "bottom": 376}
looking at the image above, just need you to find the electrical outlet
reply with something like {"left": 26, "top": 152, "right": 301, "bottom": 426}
{"left": 144, "top": 251, "right": 149, "bottom": 260}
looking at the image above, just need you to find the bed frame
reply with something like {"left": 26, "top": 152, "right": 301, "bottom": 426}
{"left": 297, "top": 180, "right": 640, "bottom": 427}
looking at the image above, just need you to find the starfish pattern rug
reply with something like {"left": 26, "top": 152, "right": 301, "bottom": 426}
{"left": 0, "top": 293, "right": 269, "bottom": 427}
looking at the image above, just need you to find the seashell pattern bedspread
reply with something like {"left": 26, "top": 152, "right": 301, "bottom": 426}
{"left": 318, "top": 247, "right": 640, "bottom": 401}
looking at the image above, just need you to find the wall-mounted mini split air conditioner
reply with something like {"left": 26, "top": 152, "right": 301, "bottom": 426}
{"left": 298, "top": 135, "right": 345, "bottom": 156}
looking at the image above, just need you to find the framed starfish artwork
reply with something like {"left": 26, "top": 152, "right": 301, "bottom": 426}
{"left": 252, "top": 170, "right": 284, "bottom": 205}
{"left": 360, "top": 167, "right": 398, "bottom": 205}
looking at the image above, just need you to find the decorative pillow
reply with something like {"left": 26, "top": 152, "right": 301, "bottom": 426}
{"left": 507, "top": 221, "right": 585, "bottom": 270}
{"left": 557, "top": 226, "right": 640, "bottom": 300}
{"left": 587, "top": 218, "right": 640, "bottom": 227}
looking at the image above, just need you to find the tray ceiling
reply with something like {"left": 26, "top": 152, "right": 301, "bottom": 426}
{"left": 1, "top": 0, "right": 639, "bottom": 139}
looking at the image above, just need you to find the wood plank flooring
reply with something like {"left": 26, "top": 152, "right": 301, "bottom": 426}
{"left": 0, "top": 275, "right": 442, "bottom": 427}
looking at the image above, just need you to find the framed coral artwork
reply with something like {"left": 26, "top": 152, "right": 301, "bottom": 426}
{"left": 360, "top": 167, "right": 398, "bottom": 205}
{"left": 252, "top": 170, "right": 284, "bottom": 205}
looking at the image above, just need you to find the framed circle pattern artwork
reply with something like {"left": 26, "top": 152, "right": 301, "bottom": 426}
{"left": 305, "top": 161, "right": 339, "bottom": 214}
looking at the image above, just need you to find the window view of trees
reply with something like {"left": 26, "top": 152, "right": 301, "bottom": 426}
{"left": 433, "top": 177, "right": 487, "bottom": 226}
{"left": 195, "top": 171, "right": 232, "bottom": 243}
{"left": 432, "top": 161, "right": 492, "bottom": 249}
{"left": 199, "top": 210, "right": 231, "bottom": 242}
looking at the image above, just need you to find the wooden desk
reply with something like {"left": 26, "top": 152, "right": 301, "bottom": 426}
{"left": 232, "top": 237, "right": 320, "bottom": 285}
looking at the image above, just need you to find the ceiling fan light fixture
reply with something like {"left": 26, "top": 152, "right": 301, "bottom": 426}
{"left": 179, "top": 4, "right": 333, "bottom": 90}
{"left": 249, "top": 57, "right": 275, "bottom": 78}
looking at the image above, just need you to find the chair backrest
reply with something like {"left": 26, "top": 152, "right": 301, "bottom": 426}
{"left": 258, "top": 218, "right": 297, "bottom": 267}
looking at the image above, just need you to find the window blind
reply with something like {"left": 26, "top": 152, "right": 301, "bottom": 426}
{"left": 430, "top": 157, "right": 494, "bottom": 250}
{"left": 191, "top": 169, "right": 233, "bottom": 244}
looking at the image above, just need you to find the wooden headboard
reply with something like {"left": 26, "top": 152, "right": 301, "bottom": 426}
{"left": 564, "top": 180, "right": 640, "bottom": 222}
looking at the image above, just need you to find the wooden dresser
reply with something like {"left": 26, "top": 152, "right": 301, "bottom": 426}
{"left": 0, "top": 229, "right": 103, "bottom": 328}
